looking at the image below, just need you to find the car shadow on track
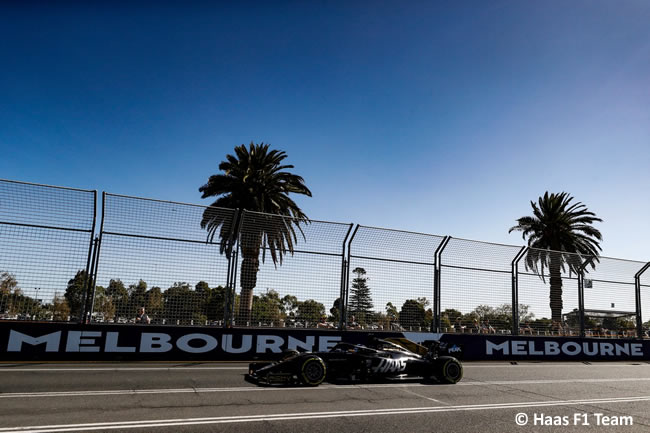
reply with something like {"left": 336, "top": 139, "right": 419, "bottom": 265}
{"left": 243, "top": 374, "right": 445, "bottom": 388}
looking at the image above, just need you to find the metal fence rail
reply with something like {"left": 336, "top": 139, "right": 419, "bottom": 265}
{"left": 0, "top": 179, "right": 96, "bottom": 322}
{"left": 2, "top": 178, "right": 650, "bottom": 339}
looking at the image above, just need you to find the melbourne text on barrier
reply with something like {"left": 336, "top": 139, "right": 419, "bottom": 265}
{"left": 486, "top": 339, "right": 644, "bottom": 357}
{"left": 6, "top": 330, "right": 342, "bottom": 354}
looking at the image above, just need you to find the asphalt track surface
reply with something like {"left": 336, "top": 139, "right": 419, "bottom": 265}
{"left": 2, "top": 361, "right": 650, "bottom": 432}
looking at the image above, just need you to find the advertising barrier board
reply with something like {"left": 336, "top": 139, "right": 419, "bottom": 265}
{"left": 1, "top": 322, "right": 648, "bottom": 362}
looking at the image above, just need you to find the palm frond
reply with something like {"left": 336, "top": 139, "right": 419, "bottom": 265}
{"left": 513, "top": 191, "right": 603, "bottom": 281}
{"left": 200, "top": 142, "right": 311, "bottom": 265}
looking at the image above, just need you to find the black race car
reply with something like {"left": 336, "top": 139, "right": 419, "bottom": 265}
{"left": 246, "top": 337, "right": 463, "bottom": 386}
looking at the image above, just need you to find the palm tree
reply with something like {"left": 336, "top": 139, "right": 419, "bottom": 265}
{"left": 509, "top": 192, "right": 602, "bottom": 323}
{"left": 199, "top": 142, "right": 312, "bottom": 325}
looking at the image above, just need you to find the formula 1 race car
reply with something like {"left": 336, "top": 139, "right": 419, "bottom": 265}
{"left": 246, "top": 337, "right": 463, "bottom": 386}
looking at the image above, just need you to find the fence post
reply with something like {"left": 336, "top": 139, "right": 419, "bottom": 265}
{"left": 577, "top": 273, "right": 585, "bottom": 338}
{"left": 577, "top": 257, "right": 595, "bottom": 338}
{"left": 342, "top": 225, "right": 360, "bottom": 330}
{"left": 511, "top": 246, "right": 527, "bottom": 335}
{"left": 87, "top": 191, "right": 106, "bottom": 324}
{"left": 228, "top": 210, "right": 244, "bottom": 328}
{"left": 338, "top": 224, "right": 354, "bottom": 330}
{"left": 81, "top": 190, "right": 98, "bottom": 324}
{"left": 635, "top": 262, "right": 650, "bottom": 339}
{"left": 229, "top": 239, "right": 240, "bottom": 328}
{"left": 433, "top": 236, "right": 451, "bottom": 332}
{"left": 86, "top": 236, "right": 100, "bottom": 323}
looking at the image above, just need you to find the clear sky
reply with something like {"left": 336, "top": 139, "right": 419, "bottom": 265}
{"left": 1, "top": 0, "right": 649, "bottom": 261}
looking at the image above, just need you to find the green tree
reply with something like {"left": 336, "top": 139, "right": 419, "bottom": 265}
{"left": 195, "top": 281, "right": 210, "bottom": 295}
{"left": 0, "top": 271, "right": 18, "bottom": 314}
{"left": 145, "top": 286, "right": 164, "bottom": 320}
{"left": 199, "top": 142, "right": 312, "bottom": 325}
{"left": 282, "top": 295, "right": 298, "bottom": 320}
{"left": 195, "top": 280, "right": 210, "bottom": 315}
{"left": 509, "top": 192, "right": 602, "bottom": 322}
{"left": 206, "top": 285, "right": 227, "bottom": 323}
{"left": 442, "top": 308, "right": 462, "bottom": 323}
{"left": 374, "top": 312, "right": 391, "bottom": 330}
{"left": 399, "top": 299, "right": 426, "bottom": 329}
{"left": 51, "top": 295, "right": 70, "bottom": 321}
{"left": 440, "top": 315, "right": 452, "bottom": 330}
{"left": 419, "top": 298, "right": 433, "bottom": 329}
{"left": 4, "top": 290, "right": 41, "bottom": 318}
{"left": 128, "top": 280, "right": 147, "bottom": 317}
{"left": 349, "top": 267, "right": 374, "bottom": 325}
{"left": 0, "top": 271, "right": 17, "bottom": 295}
{"left": 106, "top": 279, "right": 129, "bottom": 320}
{"left": 296, "top": 299, "right": 325, "bottom": 325}
{"left": 65, "top": 270, "right": 89, "bottom": 320}
{"left": 494, "top": 303, "right": 535, "bottom": 323}
{"left": 472, "top": 304, "right": 512, "bottom": 330}
{"left": 163, "top": 282, "right": 203, "bottom": 325}
{"left": 251, "top": 289, "right": 285, "bottom": 324}
{"left": 385, "top": 302, "right": 398, "bottom": 323}
{"left": 93, "top": 286, "right": 116, "bottom": 320}
{"left": 194, "top": 281, "right": 226, "bottom": 323}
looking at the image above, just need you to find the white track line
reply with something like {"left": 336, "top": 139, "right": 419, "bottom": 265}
{"left": 458, "top": 378, "right": 650, "bottom": 386}
{"left": 3, "top": 377, "right": 650, "bottom": 399}
{"left": 0, "top": 395, "right": 649, "bottom": 432}
{"left": 0, "top": 367, "right": 248, "bottom": 372}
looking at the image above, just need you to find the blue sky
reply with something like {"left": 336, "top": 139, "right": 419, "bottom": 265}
{"left": 1, "top": 0, "right": 649, "bottom": 261}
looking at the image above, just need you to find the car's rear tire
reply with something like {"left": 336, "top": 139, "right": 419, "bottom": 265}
{"left": 436, "top": 356, "right": 463, "bottom": 384}
{"left": 300, "top": 356, "right": 326, "bottom": 386}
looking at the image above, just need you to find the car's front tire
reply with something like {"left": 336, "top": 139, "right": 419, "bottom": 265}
{"left": 435, "top": 356, "right": 463, "bottom": 384}
{"left": 300, "top": 356, "right": 326, "bottom": 386}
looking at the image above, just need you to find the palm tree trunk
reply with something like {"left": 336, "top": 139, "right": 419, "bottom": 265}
{"left": 236, "top": 227, "right": 263, "bottom": 326}
{"left": 237, "top": 256, "right": 259, "bottom": 326}
{"left": 549, "top": 257, "right": 563, "bottom": 323}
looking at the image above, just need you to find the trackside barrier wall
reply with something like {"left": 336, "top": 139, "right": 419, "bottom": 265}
{"left": 2, "top": 321, "right": 650, "bottom": 362}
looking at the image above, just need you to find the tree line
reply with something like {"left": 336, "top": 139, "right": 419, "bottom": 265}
{"left": 3, "top": 264, "right": 639, "bottom": 333}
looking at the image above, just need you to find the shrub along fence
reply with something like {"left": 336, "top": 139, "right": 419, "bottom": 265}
{"left": 1, "top": 178, "right": 650, "bottom": 339}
